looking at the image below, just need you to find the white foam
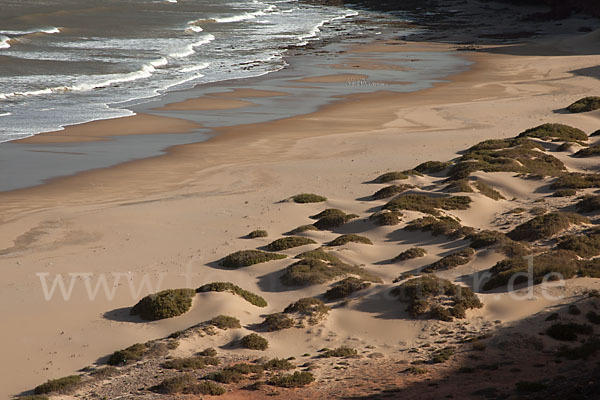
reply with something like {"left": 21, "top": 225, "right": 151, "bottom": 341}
{"left": 0, "top": 27, "right": 61, "bottom": 36}
{"left": 180, "top": 62, "right": 210, "bottom": 73}
{"left": 0, "top": 112, "right": 11, "bottom": 117}
{"left": 213, "top": 5, "right": 276, "bottom": 23}
{"left": 0, "top": 35, "right": 10, "bottom": 49}
{"left": 169, "top": 34, "right": 215, "bottom": 58}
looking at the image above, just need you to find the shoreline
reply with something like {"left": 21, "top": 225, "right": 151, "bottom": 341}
{"left": 2, "top": 5, "right": 600, "bottom": 399}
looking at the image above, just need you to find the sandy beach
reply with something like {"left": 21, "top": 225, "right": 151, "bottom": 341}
{"left": 1, "top": 3, "right": 600, "bottom": 399}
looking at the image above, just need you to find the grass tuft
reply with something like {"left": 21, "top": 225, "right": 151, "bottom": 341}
{"left": 209, "top": 315, "right": 241, "bottom": 330}
{"left": 248, "top": 230, "right": 268, "bottom": 238}
{"left": 372, "top": 184, "right": 414, "bottom": 200}
{"left": 292, "top": 193, "right": 326, "bottom": 203}
{"left": 414, "top": 160, "right": 452, "bottom": 174}
{"left": 551, "top": 173, "right": 600, "bottom": 189}
{"left": 319, "top": 346, "right": 358, "bottom": 358}
{"left": 261, "top": 312, "right": 295, "bottom": 331}
{"left": 576, "top": 195, "right": 600, "bottom": 213}
{"left": 405, "top": 216, "right": 474, "bottom": 239}
{"left": 474, "top": 180, "right": 505, "bottom": 200}
{"left": 370, "top": 210, "right": 402, "bottom": 226}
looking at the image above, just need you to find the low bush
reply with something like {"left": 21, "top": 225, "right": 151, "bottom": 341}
{"left": 557, "top": 338, "right": 600, "bottom": 360}
{"left": 576, "top": 195, "right": 600, "bottom": 213}
{"left": 517, "top": 123, "right": 588, "bottom": 142}
{"left": 311, "top": 209, "right": 358, "bottom": 230}
{"left": 467, "top": 230, "right": 530, "bottom": 257}
{"left": 372, "top": 171, "right": 409, "bottom": 183}
{"left": 281, "top": 258, "right": 381, "bottom": 286}
{"left": 405, "top": 216, "right": 473, "bottom": 239}
{"left": 414, "top": 160, "right": 452, "bottom": 174}
{"left": 557, "top": 142, "right": 573, "bottom": 152}
{"left": 556, "top": 231, "right": 600, "bottom": 257}
{"left": 370, "top": 210, "right": 402, "bottom": 226}
{"left": 384, "top": 193, "right": 471, "bottom": 215}
{"left": 551, "top": 173, "right": 600, "bottom": 189}
{"left": 198, "top": 347, "right": 217, "bottom": 356}
{"left": 553, "top": 189, "right": 577, "bottom": 197}
{"left": 324, "top": 277, "right": 371, "bottom": 300}
{"left": 574, "top": 145, "right": 600, "bottom": 157}
{"left": 248, "top": 230, "right": 268, "bottom": 238}
{"left": 567, "top": 96, "right": 600, "bottom": 113}
{"left": 220, "top": 250, "right": 287, "bottom": 268}
{"left": 394, "top": 247, "right": 427, "bottom": 262}
{"left": 391, "top": 275, "right": 483, "bottom": 321}
{"left": 34, "top": 375, "right": 82, "bottom": 394}
{"left": 372, "top": 184, "right": 414, "bottom": 200}
{"left": 444, "top": 179, "right": 474, "bottom": 193}
{"left": 283, "top": 297, "right": 331, "bottom": 325}
{"left": 130, "top": 288, "right": 195, "bottom": 321}
{"left": 507, "top": 212, "right": 589, "bottom": 241}
{"left": 152, "top": 374, "right": 195, "bottom": 394}
{"left": 295, "top": 248, "right": 340, "bottom": 263}
{"left": 474, "top": 180, "right": 505, "bottom": 200}
{"left": 422, "top": 248, "right": 475, "bottom": 273}
{"left": 430, "top": 347, "right": 456, "bottom": 364}
{"left": 286, "top": 224, "right": 319, "bottom": 235}
{"left": 292, "top": 193, "right": 326, "bottom": 203}
{"left": 90, "top": 366, "right": 118, "bottom": 379}
{"left": 209, "top": 315, "right": 241, "bottom": 330}
{"left": 197, "top": 282, "right": 267, "bottom": 307}
{"left": 226, "top": 363, "right": 264, "bottom": 374}
{"left": 263, "top": 358, "right": 296, "bottom": 371}
{"left": 268, "top": 371, "right": 315, "bottom": 388}
{"left": 183, "top": 381, "right": 226, "bottom": 395}
{"left": 108, "top": 343, "right": 147, "bottom": 365}
{"left": 328, "top": 234, "right": 373, "bottom": 246}
{"left": 262, "top": 312, "right": 295, "bottom": 331}
{"left": 319, "top": 346, "right": 358, "bottom": 358}
{"left": 163, "top": 356, "right": 220, "bottom": 371}
{"left": 266, "top": 236, "right": 316, "bottom": 251}
{"left": 546, "top": 322, "right": 593, "bottom": 341}
{"left": 240, "top": 333, "right": 269, "bottom": 350}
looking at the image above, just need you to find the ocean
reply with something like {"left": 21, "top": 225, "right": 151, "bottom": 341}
{"left": 0, "top": 0, "right": 375, "bottom": 143}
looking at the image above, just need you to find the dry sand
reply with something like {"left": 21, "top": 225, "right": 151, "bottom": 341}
{"left": 1, "top": 27, "right": 600, "bottom": 399}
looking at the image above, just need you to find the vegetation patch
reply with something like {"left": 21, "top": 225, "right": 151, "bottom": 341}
{"left": 263, "top": 358, "right": 296, "bottom": 371}
{"left": 34, "top": 375, "right": 82, "bottom": 395}
{"left": 391, "top": 275, "right": 483, "bottom": 321}
{"left": 370, "top": 210, "right": 402, "bottom": 226}
{"left": 384, "top": 193, "right": 471, "bottom": 215}
{"left": 286, "top": 224, "right": 319, "bottom": 235}
{"left": 240, "top": 333, "right": 269, "bottom": 350}
{"left": 567, "top": 96, "right": 600, "bottom": 113}
{"left": 551, "top": 173, "right": 600, "bottom": 189}
{"left": 574, "top": 145, "right": 600, "bottom": 157}
{"left": 393, "top": 247, "right": 427, "bottom": 262}
{"left": 266, "top": 236, "right": 316, "bottom": 251}
{"left": 261, "top": 312, "right": 295, "bottom": 331}
{"left": 267, "top": 371, "right": 315, "bottom": 388}
{"left": 444, "top": 179, "right": 474, "bottom": 193}
{"left": 546, "top": 322, "right": 593, "bottom": 341}
{"left": 430, "top": 347, "right": 456, "bottom": 364}
{"left": 152, "top": 374, "right": 195, "bottom": 394}
{"left": 130, "top": 288, "right": 195, "bottom": 321}
{"left": 310, "top": 209, "right": 359, "bottom": 230}
{"left": 248, "top": 230, "right": 268, "bottom": 238}
{"left": 557, "top": 338, "right": 600, "bottom": 360}
{"left": 220, "top": 249, "right": 287, "bottom": 268}
{"left": 163, "top": 356, "right": 220, "bottom": 371}
{"left": 283, "top": 297, "right": 331, "bottom": 325}
{"left": 324, "top": 277, "right": 371, "bottom": 300}
{"left": 576, "top": 195, "right": 600, "bottom": 213}
{"left": 474, "top": 180, "right": 505, "bottom": 200}
{"left": 587, "top": 311, "right": 600, "bottom": 325}
{"left": 507, "top": 212, "right": 589, "bottom": 241}
{"left": 372, "top": 184, "right": 414, "bottom": 200}
{"left": 197, "top": 282, "right": 267, "bottom": 307}
{"left": 292, "top": 193, "right": 327, "bottom": 203}
{"left": 372, "top": 171, "right": 410, "bottom": 183}
{"left": 184, "top": 381, "right": 226, "bottom": 396}
{"left": 108, "top": 343, "right": 148, "bottom": 366}
{"left": 517, "top": 123, "right": 588, "bottom": 142}
{"left": 281, "top": 257, "right": 381, "bottom": 286}
{"left": 295, "top": 248, "right": 341, "bottom": 263}
{"left": 422, "top": 248, "right": 475, "bottom": 273}
{"left": 414, "top": 160, "right": 452, "bottom": 174}
{"left": 556, "top": 231, "right": 600, "bottom": 257}
{"left": 467, "top": 230, "right": 530, "bottom": 257}
{"left": 209, "top": 315, "right": 241, "bottom": 330}
{"left": 328, "top": 234, "right": 373, "bottom": 246}
{"left": 319, "top": 346, "right": 358, "bottom": 358}
{"left": 405, "top": 216, "right": 473, "bottom": 239}
{"left": 553, "top": 189, "right": 577, "bottom": 197}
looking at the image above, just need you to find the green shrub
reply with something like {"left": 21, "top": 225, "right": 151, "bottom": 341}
{"left": 295, "top": 248, "right": 341, "bottom": 263}
{"left": 248, "top": 230, "right": 268, "bottom": 238}
{"left": 262, "top": 312, "right": 294, "bottom": 331}
{"left": 405, "top": 216, "right": 473, "bottom": 239}
{"left": 266, "top": 236, "right": 316, "bottom": 251}
{"left": 556, "top": 231, "right": 600, "bottom": 257}
{"left": 414, "top": 160, "right": 452, "bottom": 174}
{"left": 324, "top": 277, "right": 371, "bottom": 300}
{"left": 319, "top": 346, "right": 358, "bottom": 358}
{"left": 391, "top": 275, "right": 482, "bottom": 321}
{"left": 268, "top": 371, "right": 315, "bottom": 388}
{"left": 152, "top": 374, "right": 195, "bottom": 394}
{"left": 516, "top": 381, "right": 547, "bottom": 393}
{"left": 311, "top": 209, "right": 358, "bottom": 230}
{"left": 546, "top": 322, "right": 593, "bottom": 341}
{"left": 283, "top": 297, "right": 331, "bottom": 325}
{"left": 370, "top": 210, "right": 402, "bottom": 226}
{"left": 198, "top": 347, "right": 217, "bottom": 357}
{"left": 292, "top": 193, "right": 327, "bottom": 203}
{"left": 197, "top": 282, "right": 267, "bottom": 307}
{"left": 422, "top": 248, "right": 475, "bottom": 272}
{"left": 226, "top": 363, "right": 264, "bottom": 374}
{"left": 430, "top": 347, "right": 455, "bottom": 364}
{"left": 551, "top": 173, "right": 600, "bottom": 189}
{"left": 553, "top": 189, "right": 577, "bottom": 197}
{"left": 163, "top": 356, "right": 220, "bottom": 371}
{"left": 209, "top": 315, "right": 241, "bottom": 330}
{"left": 34, "top": 375, "right": 82, "bottom": 394}
{"left": 328, "top": 234, "right": 373, "bottom": 246}
{"left": 372, "top": 184, "right": 414, "bottom": 200}
{"left": 108, "top": 343, "right": 147, "bottom": 365}
{"left": 393, "top": 247, "right": 427, "bottom": 262}
{"left": 576, "top": 195, "right": 600, "bottom": 213}
{"left": 373, "top": 171, "right": 409, "bottom": 183}
{"left": 517, "top": 123, "right": 588, "bottom": 141}
{"left": 280, "top": 258, "right": 381, "bottom": 286}
{"left": 220, "top": 249, "right": 287, "bottom": 268}
{"left": 183, "top": 381, "right": 226, "bottom": 395}
{"left": 384, "top": 193, "right": 471, "bottom": 215}
{"left": 466, "top": 137, "right": 534, "bottom": 152}
{"left": 205, "top": 370, "right": 244, "bottom": 384}
{"left": 130, "top": 288, "right": 195, "bottom": 321}
{"left": 240, "top": 333, "right": 269, "bottom": 350}
{"left": 286, "top": 224, "right": 319, "bottom": 235}
{"left": 575, "top": 145, "right": 600, "bottom": 157}
{"left": 310, "top": 208, "right": 346, "bottom": 220}
{"left": 467, "top": 230, "right": 530, "bottom": 257}
{"left": 567, "top": 96, "right": 600, "bottom": 113}
{"left": 263, "top": 358, "right": 296, "bottom": 371}
{"left": 483, "top": 250, "right": 581, "bottom": 290}
{"left": 507, "top": 212, "right": 589, "bottom": 241}
{"left": 474, "top": 180, "right": 505, "bottom": 200}
{"left": 444, "top": 179, "right": 474, "bottom": 193}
